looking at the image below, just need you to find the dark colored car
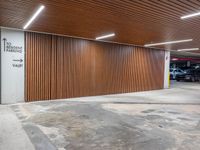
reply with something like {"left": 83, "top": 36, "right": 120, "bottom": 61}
{"left": 176, "top": 69, "right": 200, "bottom": 82}
{"left": 170, "top": 68, "right": 185, "bottom": 80}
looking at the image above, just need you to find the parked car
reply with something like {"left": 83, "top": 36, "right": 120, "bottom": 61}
{"left": 170, "top": 68, "right": 186, "bottom": 80}
{"left": 176, "top": 69, "right": 200, "bottom": 82}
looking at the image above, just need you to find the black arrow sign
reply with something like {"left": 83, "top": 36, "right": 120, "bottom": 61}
{"left": 3, "top": 38, "right": 7, "bottom": 52}
{"left": 13, "top": 59, "right": 23, "bottom": 63}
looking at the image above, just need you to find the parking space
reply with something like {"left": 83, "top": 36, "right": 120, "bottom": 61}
{"left": 170, "top": 54, "right": 200, "bottom": 83}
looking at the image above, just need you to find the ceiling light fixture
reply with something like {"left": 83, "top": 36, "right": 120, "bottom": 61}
{"left": 177, "top": 48, "right": 199, "bottom": 52}
{"left": 23, "top": 5, "right": 45, "bottom": 29}
{"left": 172, "top": 58, "right": 178, "bottom": 61}
{"left": 144, "top": 39, "right": 193, "bottom": 47}
{"left": 181, "top": 12, "right": 200, "bottom": 19}
{"left": 96, "top": 33, "right": 115, "bottom": 40}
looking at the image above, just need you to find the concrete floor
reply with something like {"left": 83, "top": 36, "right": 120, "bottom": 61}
{"left": 1, "top": 81, "right": 200, "bottom": 150}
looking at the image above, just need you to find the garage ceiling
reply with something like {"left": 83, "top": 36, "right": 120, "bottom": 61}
{"left": 1, "top": 0, "right": 200, "bottom": 53}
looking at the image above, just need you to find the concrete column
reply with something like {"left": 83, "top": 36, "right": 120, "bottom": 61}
{"left": 164, "top": 50, "right": 170, "bottom": 89}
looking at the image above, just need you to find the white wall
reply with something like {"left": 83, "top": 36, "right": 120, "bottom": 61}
{"left": 164, "top": 51, "right": 170, "bottom": 89}
{"left": 1, "top": 28, "right": 25, "bottom": 104}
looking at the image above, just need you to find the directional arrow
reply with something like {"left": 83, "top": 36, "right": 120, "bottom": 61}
{"left": 2, "top": 38, "right": 7, "bottom": 52}
{"left": 13, "top": 59, "right": 23, "bottom": 63}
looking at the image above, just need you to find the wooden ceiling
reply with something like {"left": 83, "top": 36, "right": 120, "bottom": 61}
{"left": 1, "top": 0, "right": 200, "bottom": 53}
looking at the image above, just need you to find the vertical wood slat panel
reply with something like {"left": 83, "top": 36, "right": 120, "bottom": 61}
{"left": 51, "top": 35, "right": 57, "bottom": 99}
{"left": 25, "top": 32, "right": 165, "bottom": 102}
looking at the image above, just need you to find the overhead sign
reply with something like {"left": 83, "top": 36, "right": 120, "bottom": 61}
{"left": 1, "top": 28, "right": 24, "bottom": 104}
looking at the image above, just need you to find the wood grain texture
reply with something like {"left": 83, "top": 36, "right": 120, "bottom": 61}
{"left": 25, "top": 32, "right": 165, "bottom": 102}
{"left": 1, "top": 0, "right": 200, "bottom": 53}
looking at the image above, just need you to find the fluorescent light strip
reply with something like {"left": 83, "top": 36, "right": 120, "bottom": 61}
{"left": 181, "top": 12, "right": 200, "bottom": 19}
{"left": 144, "top": 39, "right": 193, "bottom": 47}
{"left": 177, "top": 48, "right": 199, "bottom": 52}
{"left": 96, "top": 33, "right": 115, "bottom": 40}
{"left": 23, "top": 5, "right": 45, "bottom": 29}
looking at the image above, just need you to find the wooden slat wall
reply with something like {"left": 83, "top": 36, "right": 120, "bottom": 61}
{"left": 26, "top": 33, "right": 52, "bottom": 100}
{"left": 25, "top": 32, "right": 165, "bottom": 102}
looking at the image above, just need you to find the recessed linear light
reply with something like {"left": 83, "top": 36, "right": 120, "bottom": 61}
{"left": 144, "top": 39, "right": 193, "bottom": 47}
{"left": 181, "top": 12, "right": 200, "bottom": 19}
{"left": 96, "top": 33, "right": 115, "bottom": 40}
{"left": 23, "top": 5, "right": 45, "bottom": 29}
{"left": 177, "top": 48, "right": 199, "bottom": 52}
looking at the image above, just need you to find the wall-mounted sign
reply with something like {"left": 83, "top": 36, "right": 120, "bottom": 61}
{"left": 3, "top": 38, "right": 23, "bottom": 53}
{"left": 1, "top": 28, "right": 24, "bottom": 104}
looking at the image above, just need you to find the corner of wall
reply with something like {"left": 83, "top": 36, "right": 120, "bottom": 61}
{"left": 0, "top": 27, "right": 2, "bottom": 104}
{"left": 164, "top": 50, "right": 170, "bottom": 89}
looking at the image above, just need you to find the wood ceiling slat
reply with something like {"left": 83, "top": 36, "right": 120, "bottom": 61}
{"left": 71, "top": 0, "right": 199, "bottom": 44}
{"left": 120, "top": 1, "right": 200, "bottom": 42}
{"left": 1, "top": 0, "right": 200, "bottom": 53}
{"left": 131, "top": 0, "right": 200, "bottom": 32}
{"left": 82, "top": 0, "right": 200, "bottom": 39}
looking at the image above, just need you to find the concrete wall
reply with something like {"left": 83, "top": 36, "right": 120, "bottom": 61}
{"left": 0, "top": 28, "right": 24, "bottom": 104}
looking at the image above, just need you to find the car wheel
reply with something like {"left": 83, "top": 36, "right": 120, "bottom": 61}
{"left": 176, "top": 79, "right": 180, "bottom": 82}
